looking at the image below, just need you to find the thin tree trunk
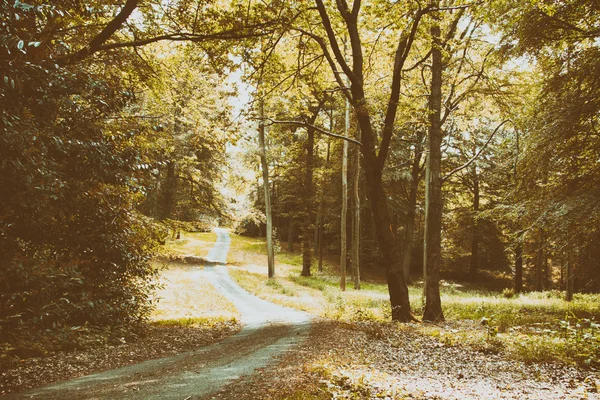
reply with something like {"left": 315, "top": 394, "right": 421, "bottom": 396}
{"left": 423, "top": 10, "right": 445, "bottom": 322}
{"left": 402, "top": 131, "right": 423, "bottom": 283}
{"left": 514, "top": 240, "right": 523, "bottom": 293}
{"left": 317, "top": 141, "right": 331, "bottom": 272}
{"left": 313, "top": 213, "right": 320, "bottom": 254}
{"left": 301, "top": 125, "right": 316, "bottom": 276}
{"left": 161, "top": 160, "right": 177, "bottom": 220}
{"left": 535, "top": 228, "right": 544, "bottom": 291}
{"left": 287, "top": 218, "right": 295, "bottom": 252}
{"left": 258, "top": 94, "right": 275, "bottom": 278}
{"left": 340, "top": 94, "right": 349, "bottom": 291}
{"left": 352, "top": 126, "right": 361, "bottom": 289}
{"left": 566, "top": 250, "right": 574, "bottom": 301}
{"left": 469, "top": 167, "right": 480, "bottom": 279}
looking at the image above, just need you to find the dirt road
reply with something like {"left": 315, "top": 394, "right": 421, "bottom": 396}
{"left": 8, "top": 229, "right": 311, "bottom": 400}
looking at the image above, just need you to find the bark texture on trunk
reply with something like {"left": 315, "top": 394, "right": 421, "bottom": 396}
{"left": 363, "top": 160, "right": 414, "bottom": 321}
{"left": 423, "top": 13, "right": 445, "bottom": 323}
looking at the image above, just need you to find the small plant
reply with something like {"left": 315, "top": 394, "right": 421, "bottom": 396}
{"left": 558, "top": 313, "right": 600, "bottom": 366}
{"left": 481, "top": 316, "right": 499, "bottom": 340}
{"left": 502, "top": 288, "right": 515, "bottom": 299}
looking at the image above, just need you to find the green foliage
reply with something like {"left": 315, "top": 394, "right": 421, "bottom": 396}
{"left": 0, "top": 0, "right": 161, "bottom": 348}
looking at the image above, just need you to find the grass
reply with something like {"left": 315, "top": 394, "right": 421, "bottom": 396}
{"left": 227, "top": 233, "right": 600, "bottom": 368}
{"left": 151, "top": 261, "right": 239, "bottom": 325}
{"left": 162, "top": 231, "right": 217, "bottom": 258}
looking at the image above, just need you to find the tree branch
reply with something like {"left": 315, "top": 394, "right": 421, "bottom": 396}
{"left": 377, "top": 8, "right": 426, "bottom": 170}
{"left": 314, "top": 0, "right": 358, "bottom": 85}
{"left": 262, "top": 118, "right": 362, "bottom": 146}
{"left": 59, "top": 0, "right": 139, "bottom": 65}
{"left": 443, "top": 119, "right": 512, "bottom": 182}
{"left": 294, "top": 28, "right": 353, "bottom": 104}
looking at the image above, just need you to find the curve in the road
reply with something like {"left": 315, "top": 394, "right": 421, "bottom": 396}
{"left": 9, "top": 228, "right": 311, "bottom": 400}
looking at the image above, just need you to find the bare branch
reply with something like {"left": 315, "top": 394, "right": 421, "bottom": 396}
{"left": 262, "top": 118, "right": 362, "bottom": 146}
{"left": 443, "top": 119, "right": 513, "bottom": 182}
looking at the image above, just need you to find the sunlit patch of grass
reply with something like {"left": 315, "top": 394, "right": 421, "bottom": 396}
{"left": 162, "top": 231, "right": 217, "bottom": 257}
{"left": 151, "top": 263, "right": 239, "bottom": 322}
{"left": 282, "top": 390, "right": 329, "bottom": 400}
{"left": 152, "top": 316, "right": 237, "bottom": 328}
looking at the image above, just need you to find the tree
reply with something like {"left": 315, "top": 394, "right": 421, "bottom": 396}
{"left": 303, "top": 0, "right": 432, "bottom": 321}
{"left": 423, "top": 3, "right": 445, "bottom": 322}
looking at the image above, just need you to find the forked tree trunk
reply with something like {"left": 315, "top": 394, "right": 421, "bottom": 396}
{"left": 423, "top": 10, "right": 445, "bottom": 323}
{"left": 313, "top": 0, "right": 424, "bottom": 321}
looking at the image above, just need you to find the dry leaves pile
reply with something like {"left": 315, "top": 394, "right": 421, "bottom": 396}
{"left": 208, "top": 319, "right": 598, "bottom": 400}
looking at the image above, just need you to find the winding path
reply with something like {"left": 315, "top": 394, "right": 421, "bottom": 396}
{"left": 10, "top": 228, "right": 311, "bottom": 400}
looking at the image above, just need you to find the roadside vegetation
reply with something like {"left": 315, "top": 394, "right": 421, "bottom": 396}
{"left": 228, "top": 234, "right": 600, "bottom": 369}
{"left": 0, "top": 232, "right": 239, "bottom": 395}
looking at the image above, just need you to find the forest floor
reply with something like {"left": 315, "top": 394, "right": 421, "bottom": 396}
{"left": 3, "top": 231, "right": 599, "bottom": 399}
{"left": 220, "top": 233, "right": 600, "bottom": 399}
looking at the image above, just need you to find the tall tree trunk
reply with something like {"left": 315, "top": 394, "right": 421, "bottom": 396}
{"left": 363, "top": 164, "right": 414, "bottom": 320}
{"left": 469, "top": 167, "right": 480, "bottom": 279}
{"left": 352, "top": 127, "right": 361, "bottom": 289}
{"left": 161, "top": 160, "right": 177, "bottom": 220}
{"left": 402, "top": 131, "right": 424, "bottom": 283}
{"left": 566, "top": 250, "right": 574, "bottom": 301}
{"left": 340, "top": 94, "right": 349, "bottom": 291}
{"left": 258, "top": 94, "right": 275, "bottom": 278}
{"left": 287, "top": 218, "right": 295, "bottom": 252}
{"left": 535, "top": 228, "right": 544, "bottom": 291}
{"left": 317, "top": 141, "right": 330, "bottom": 272}
{"left": 301, "top": 126, "right": 316, "bottom": 276}
{"left": 423, "top": 11, "right": 445, "bottom": 322}
{"left": 313, "top": 214, "right": 321, "bottom": 254}
{"left": 314, "top": 0, "right": 421, "bottom": 321}
{"left": 514, "top": 240, "right": 523, "bottom": 293}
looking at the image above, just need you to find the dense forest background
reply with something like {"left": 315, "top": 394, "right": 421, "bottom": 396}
{"left": 1, "top": 0, "right": 599, "bottom": 346}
